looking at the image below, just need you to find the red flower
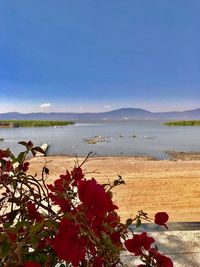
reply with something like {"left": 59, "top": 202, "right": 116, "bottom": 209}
{"left": 105, "top": 211, "right": 120, "bottom": 227}
{"left": 48, "top": 192, "right": 71, "bottom": 212}
{"left": 60, "top": 172, "right": 71, "bottom": 183}
{"left": 51, "top": 218, "right": 86, "bottom": 266}
{"left": 155, "top": 254, "right": 173, "bottom": 267}
{"left": 0, "top": 149, "right": 9, "bottom": 159}
{"left": 37, "top": 237, "right": 51, "bottom": 250}
{"left": 89, "top": 244, "right": 96, "bottom": 256}
{"left": 111, "top": 231, "right": 121, "bottom": 246}
{"left": 47, "top": 172, "right": 70, "bottom": 192}
{"left": 27, "top": 202, "right": 43, "bottom": 222}
{"left": 71, "top": 166, "right": 84, "bottom": 186}
{"left": 5, "top": 160, "right": 13, "bottom": 172}
{"left": 27, "top": 141, "right": 33, "bottom": 148}
{"left": 92, "top": 256, "right": 104, "bottom": 267}
{"left": 154, "top": 212, "right": 169, "bottom": 229}
{"left": 24, "top": 262, "right": 41, "bottom": 267}
{"left": 124, "top": 232, "right": 155, "bottom": 256}
{"left": 7, "top": 231, "right": 17, "bottom": 242}
{"left": 46, "top": 183, "right": 54, "bottom": 192}
{"left": 150, "top": 249, "right": 173, "bottom": 267}
{"left": 78, "top": 178, "right": 118, "bottom": 219}
{"left": 22, "top": 162, "right": 30, "bottom": 172}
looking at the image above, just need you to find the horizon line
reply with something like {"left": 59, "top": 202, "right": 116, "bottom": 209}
{"left": 1, "top": 107, "right": 200, "bottom": 115}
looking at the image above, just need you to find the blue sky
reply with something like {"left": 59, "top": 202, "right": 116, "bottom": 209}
{"left": 0, "top": 0, "right": 200, "bottom": 113}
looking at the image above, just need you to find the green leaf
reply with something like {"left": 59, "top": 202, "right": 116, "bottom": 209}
{"left": 0, "top": 238, "right": 10, "bottom": 258}
{"left": 12, "top": 157, "right": 19, "bottom": 164}
{"left": 155, "top": 244, "right": 158, "bottom": 251}
{"left": 9, "top": 151, "right": 16, "bottom": 160}
{"left": 114, "top": 176, "right": 125, "bottom": 186}
{"left": 114, "top": 180, "right": 119, "bottom": 186}
{"left": 45, "top": 220, "right": 58, "bottom": 229}
{"left": 25, "top": 251, "right": 49, "bottom": 265}
{"left": 30, "top": 234, "right": 38, "bottom": 245}
{"left": 11, "top": 210, "right": 20, "bottom": 221}
{"left": 31, "top": 149, "right": 36, "bottom": 157}
{"left": 33, "top": 146, "right": 45, "bottom": 154}
{"left": 18, "top": 141, "right": 28, "bottom": 147}
{"left": 118, "top": 175, "right": 125, "bottom": 184}
{"left": 43, "top": 167, "right": 49, "bottom": 175}
{"left": 17, "top": 151, "right": 26, "bottom": 163}
{"left": 29, "top": 222, "right": 44, "bottom": 237}
{"left": 126, "top": 218, "right": 133, "bottom": 226}
{"left": 15, "top": 221, "right": 30, "bottom": 232}
{"left": 3, "top": 222, "right": 12, "bottom": 229}
{"left": 12, "top": 180, "right": 17, "bottom": 190}
{"left": 136, "top": 218, "right": 141, "bottom": 228}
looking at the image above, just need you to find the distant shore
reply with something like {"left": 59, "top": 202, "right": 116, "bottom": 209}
{"left": 164, "top": 120, "right": 200, "bottom": 126}
{"left": 29, "top": 155, "right": 200, "bottom": 223}
{"left": 0, "top": 120, "right": 75, "bottom": 128}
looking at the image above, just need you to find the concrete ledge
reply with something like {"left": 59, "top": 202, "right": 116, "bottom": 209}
{"left": 131, "top": 222, "right": 200, "bottom": 232}
{"left": 122, "top": 230, "right": 200, "bottom": 267}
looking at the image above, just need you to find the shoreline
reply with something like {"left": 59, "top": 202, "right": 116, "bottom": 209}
{"left": 29, "top": 155, "right": 200, "bottom": 223}
{"left": 45, "top": 150, "right": 200, "bottom": 161}
{"left": 45, "top": 153, "right": 157, "bottom": 161}
{"left": 166, "top": 151, "right": 200, "bottom": 161}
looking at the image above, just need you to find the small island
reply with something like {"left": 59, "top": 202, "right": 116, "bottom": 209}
{"left": 0, "top": 120, "right": 75, "bottom": 128}
{"left": 164, "top": 120, "right": 200, "bottom": 126}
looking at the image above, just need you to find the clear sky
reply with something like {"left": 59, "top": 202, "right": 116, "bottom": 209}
{"left": 0, "top": 0, "right": 200, "bottom": 113}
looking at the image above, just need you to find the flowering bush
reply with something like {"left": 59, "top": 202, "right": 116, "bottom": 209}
{"left": 0, "top": 141, "right": 173, "bottom": 267}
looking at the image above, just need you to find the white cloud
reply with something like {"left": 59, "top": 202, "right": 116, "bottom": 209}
{"left": 104, "top": 105, "right": 112, "bottom": 109}
{"left": 40, "top": 103, "right": 52, "bottom": 108}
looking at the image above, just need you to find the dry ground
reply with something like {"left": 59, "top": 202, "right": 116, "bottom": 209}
{"left": 29, "top": 156, "right": 200, "bottom": 223}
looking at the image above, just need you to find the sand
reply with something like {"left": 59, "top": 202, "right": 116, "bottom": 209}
{"left": 29, "top": 155, "right": 200, "bottom": 223}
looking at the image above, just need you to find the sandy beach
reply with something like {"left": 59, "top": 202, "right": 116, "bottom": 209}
{"left": 29, "top": 155, "right": 200, "bottom": 223}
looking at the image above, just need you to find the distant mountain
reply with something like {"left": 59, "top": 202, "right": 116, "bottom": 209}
{"left": 155, "top": 108, "right": 200, "bottom": 120}
{"left": 0, "top": 108, "right": 200, "bottom": 121}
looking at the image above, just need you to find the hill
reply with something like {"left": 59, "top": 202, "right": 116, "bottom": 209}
{"left": 0, "top": 108, "right": 200, "bottom": 121}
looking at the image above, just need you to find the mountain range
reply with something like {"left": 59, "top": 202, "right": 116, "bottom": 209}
{"left": 0, "top": 108, "right": 200, "bottom": 121}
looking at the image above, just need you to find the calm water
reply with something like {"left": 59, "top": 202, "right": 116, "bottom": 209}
{"left": 0, "top": 120, "right": 200, "bottom": 159}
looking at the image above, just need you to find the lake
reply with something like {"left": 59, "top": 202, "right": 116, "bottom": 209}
{"left": 0, "top": 120, "right": 200, "bottom": 159}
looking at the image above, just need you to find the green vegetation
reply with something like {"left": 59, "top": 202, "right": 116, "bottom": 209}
{"left": 0, "top": 120, "right": 75, "bottom": 128}
{"left": 164, "top": 120, "right": 200, "bottom": 126}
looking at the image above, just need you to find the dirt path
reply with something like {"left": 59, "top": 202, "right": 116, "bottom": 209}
{"left": 29, "top": 156, "right": 200, "bottom": 223}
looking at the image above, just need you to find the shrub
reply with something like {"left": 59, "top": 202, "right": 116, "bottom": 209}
{"left": 0, "top": 141, "right": 173, "bottom": 266}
